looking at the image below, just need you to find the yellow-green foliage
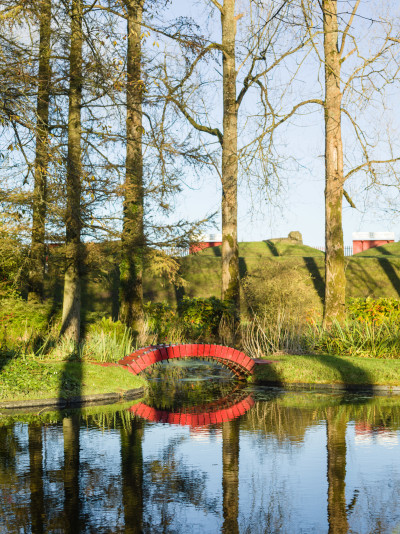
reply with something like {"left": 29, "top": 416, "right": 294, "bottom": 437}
{"left": 347, "top": 297, "right": 400, "bottom": 323}
{"left": 242, "top": 260, "right": 322, "bottom": 323}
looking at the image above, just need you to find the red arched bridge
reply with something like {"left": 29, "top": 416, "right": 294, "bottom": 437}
{"left": 129, "top": 389, "right": 255, "bottom": 427}
{"left": 117, "top": 343, "right": 256, "bottom": 379}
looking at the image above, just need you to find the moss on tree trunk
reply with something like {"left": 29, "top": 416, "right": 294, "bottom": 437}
{"left": 323, "top": 0, "right": 346, "bottom": 324}
{"left": 221, "top": 0, "right": 240, "bottom": 315}
{"left": 61, "top": 0, "right": 83, "bottom": 343}
{"left": 119, "top": 0, "right": 144, "bottom": 335}
{"left": 28, "top": 0, "right": 51, "bottom": 302}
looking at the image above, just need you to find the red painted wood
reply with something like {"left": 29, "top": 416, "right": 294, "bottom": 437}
{"left": 127, "top": 361, "right": 141, "bottom": 375}
{"left": 115, "top": 342, "right": 260, "bottom": 377}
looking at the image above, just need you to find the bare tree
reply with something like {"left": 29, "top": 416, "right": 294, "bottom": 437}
{"left": 61, "top": 0, "right": 83, "bottom": 342}
{"left": 119, "top": 0, "right": 145, "bottom": 333}
{"left": 299, "top": 0, "right": 400, "bottom": 323}
{"left": 28, "top": 0, "right": 52, "bottom": 302}
{"left": 162, "top": 0, "right": 308, "bottom": 323}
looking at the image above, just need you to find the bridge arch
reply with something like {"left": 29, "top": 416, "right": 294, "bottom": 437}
{"left": 118, "top": 343, "right": 255, "bottom": 379}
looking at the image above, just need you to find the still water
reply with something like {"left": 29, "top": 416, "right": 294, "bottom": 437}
{"left": 1, "top": 365, "right": 400, "bottom": 533}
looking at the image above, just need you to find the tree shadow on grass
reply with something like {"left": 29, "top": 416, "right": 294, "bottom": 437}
{"left": 303, "top": 257, "right": 325, "bottom": 303}
{"left": 255, "top": 353, "right": 375, "bottom": 395}
{"left": 211, "top": 246, "right": 222, "bottom": 257}
{"left": 264, "top": 240, "right": 280, "bottom": 256}
{"left": 0, "top": 350, "right": 13, "bottom": 374}
{"left": 377, "top": 258, "right": 400, "bottom": 297}
{"left": 297, "top": 354, "right": 374, "bottom": 395}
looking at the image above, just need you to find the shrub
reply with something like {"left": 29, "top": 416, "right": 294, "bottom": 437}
{"left": 144, "top": 301, "right": 177, "bottom": 340}
{"left": 242, "top": 260, "right": 321, "bottom": 324}
{"left": 178, "top": 296, "right": 233, "bottom": 340}
{"left": 347, "top": 297, "right": 400, "bottom": 324}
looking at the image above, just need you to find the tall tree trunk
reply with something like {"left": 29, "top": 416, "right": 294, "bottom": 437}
{"left": 63, "top": 416, "right": 81, "bottom": 533}
{"left": 222, "top": 419, "right": 239, "bottom": 534}
{"left": 221, "top": 0, "right": 240, "bottom": 314}
{"left": 326, "top": 408, "right": 348, "bottom": 533}
{"left": 28, "top": 424, "right": 45, "bottom": 533}
{"left": 28, "top": 0, "right": 51, "bottom": 302}
{"left": 61, "top": 0, "right": 83, "bottom": 343}
{"left": 120, "top": 420, "right": 144, "bottom": 533}
{"left": 119, "top": 0, "right": 144, "bottom": 334}
{"left": 323, "top": 0, "right": 346, "bottom": 324}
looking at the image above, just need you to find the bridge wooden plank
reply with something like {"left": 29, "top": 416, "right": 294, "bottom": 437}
{"left": 139, "top": 353, "right": 152, "bottom": 368}
{"left": 145, "top": 351, "right": 159, "bottom": 365}
{"left": 159, "top": 346, "right": 168, "bottom": 359}
{"left": 215, "top": 345, "right": 223, "bottom": 357}
{"left": 237, "top": 351, "right": 247, "bottom": 365}
{"left": 179, "top": 344, "right": 188, "bottom": 357}
{"left": 151, "top": 349, "right": 162, "bottom": 362}
{"left": 169, "top": 413, "right": 180, "bottom": 425}
{"left": 135, "top": 357, "right": 148, "bottom": 371}
{"left": 127, "top": 361, "right": 141, "bottom": 374}
{"left": 220, "top": 410, "right": 229, "bottom": 422}
{"left": 222, "top": 346, "right": 234, "bottom": 361}
{"left": 198, "top": 344, "right": 205, "bottom": 356}
{"left": 188, "top": 344, "right": 198, "bottom": 357}
{"left": 209, "top": 344, "right": 217, "bottom": 356}
{"left": 230, "top": 349, "right": 241, "bottom": 363}
{"left": 171, "top": 345, "right": 180, "bottom": 358}
{"left": 232, "top": 405, "right": 241, "bottom": 418}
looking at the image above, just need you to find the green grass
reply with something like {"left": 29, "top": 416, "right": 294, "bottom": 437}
{"left": 165, "top": 241, "right": 400, "bottom": 304}
{"left": 354, "top": 242, "right": 400, "bottom": 257}
{"left": 200, "top": 241, "right": 324, "bottom": 257}
{"left": 0, "top": 359, "right": 147, "bottom": 402}
{"left": 252, "top": 353, "right": 400, "bottom": 387}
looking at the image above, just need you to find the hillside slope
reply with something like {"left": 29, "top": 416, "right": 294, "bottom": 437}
{"left": 144, "top": 241, "right": 400, "bottom": 307}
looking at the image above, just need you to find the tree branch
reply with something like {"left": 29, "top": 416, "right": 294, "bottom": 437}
{"left": 168, "top": 95, "right": 223, "bottom": 145}
{"left": 339, "top": 0, "right": 360, "bottom": 57}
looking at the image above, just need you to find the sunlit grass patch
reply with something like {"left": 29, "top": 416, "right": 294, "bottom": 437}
{"left": 0, "top": 359, "right": 146, "bottom": 401}
{"left": 252, "top": 353, "right": 400, "bottom": 386}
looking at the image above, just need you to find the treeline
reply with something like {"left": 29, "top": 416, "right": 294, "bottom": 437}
{"left": 1, "top": 0, "right": 400, "bottom": 343}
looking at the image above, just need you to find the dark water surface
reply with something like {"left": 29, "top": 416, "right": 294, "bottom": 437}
{"left": 2, "top": 368, "right": 400, "bottom": 533}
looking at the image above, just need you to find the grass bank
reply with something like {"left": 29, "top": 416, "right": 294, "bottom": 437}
{"left": 0, "top": 358, "right": 146, "bottom": 402}
{"left": 252, "top": 353, "right": 400, "bottom": 388}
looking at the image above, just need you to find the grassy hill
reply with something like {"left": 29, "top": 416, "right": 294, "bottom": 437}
{"left": 43, "top": 240, "right": 400, "bottom": 320}
{"left": 145, "top": 240, "right": 400, "bottom": 307}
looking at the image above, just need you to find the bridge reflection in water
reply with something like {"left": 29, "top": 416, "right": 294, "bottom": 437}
{"left": 129, "top": 388, "right": 255, "bottom": 427}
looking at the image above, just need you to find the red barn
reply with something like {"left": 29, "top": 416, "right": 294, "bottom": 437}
{"left": 352, "top": 232, "right": 394, "bottom": 254}
{"left": 189, "top": 233, "right": 223, "bottom": 254}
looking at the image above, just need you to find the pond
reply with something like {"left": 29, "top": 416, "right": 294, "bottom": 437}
{"left": 1, "top": 362, "right": 400, "bottom": 533}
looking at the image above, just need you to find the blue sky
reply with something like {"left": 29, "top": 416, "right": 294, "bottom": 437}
{"left": 158, "top": 0, "right": 400, "bottom": 247}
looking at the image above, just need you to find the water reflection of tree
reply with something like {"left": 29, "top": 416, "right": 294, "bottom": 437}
{"left": 28, "top": 424, "right": 45, "bottom": 533}
{"left": 0, "top": 425, "right": 30, "bottom": 531}
{"left": 120, "top": 418, "right": 144, "bottom": 534}
{"left": 147, "top": 379, "right": 236, "bottom": 412}
{"left": 63, "top": 415, "right": 81, "bottom": 533}
{"left": 143, "top": 435, "right": 218, "bottom": 531}
{"left": 325, "top": 407, "right": 349, "bottom": 534}
{"left": 222, "top": 419, "right": 239, "bottom": 534}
